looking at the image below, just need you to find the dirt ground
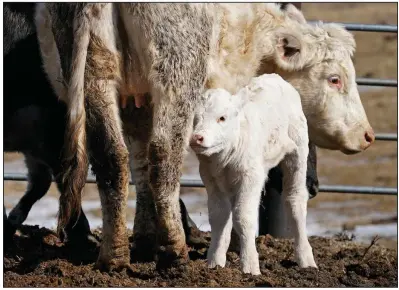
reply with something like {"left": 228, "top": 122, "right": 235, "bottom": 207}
{"left": 4, "top": 225, "right": 397, "bottom": 287}
{"left": 3, "top": 3, "right": 398, "bottom": 287}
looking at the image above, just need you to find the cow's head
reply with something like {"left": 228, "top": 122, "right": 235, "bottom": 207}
{"left": 265, "top": 5, "right": 374, "bottom": 154}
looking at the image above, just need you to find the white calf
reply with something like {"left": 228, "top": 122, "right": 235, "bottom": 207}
{"left": 190, "top": 74, "right": 317, "bottom": 275}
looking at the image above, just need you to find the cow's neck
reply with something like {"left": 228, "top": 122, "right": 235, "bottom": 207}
{"left": 205, "top": 3, "right": 293, "bottom": 94}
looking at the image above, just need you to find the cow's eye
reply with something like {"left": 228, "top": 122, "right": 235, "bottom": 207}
{"left": 328, "top": 75, "right": 342, "bottom": 89}
{"left": 218, "top": 116, "right": 226, "bottom": 123}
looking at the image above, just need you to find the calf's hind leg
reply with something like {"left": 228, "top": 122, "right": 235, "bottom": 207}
{"left": 280, "top": 142, "right": 317, "bottom": 268}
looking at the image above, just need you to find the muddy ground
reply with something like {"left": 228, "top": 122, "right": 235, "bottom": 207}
{"left": 4, "top": 225, "right": 397, "bottom": 287}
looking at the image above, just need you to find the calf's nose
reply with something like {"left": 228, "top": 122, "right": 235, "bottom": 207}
{"left": 191, "top": 134, "right": 204, "bottom": 145}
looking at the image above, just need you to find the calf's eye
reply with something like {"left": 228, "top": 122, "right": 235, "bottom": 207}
{"left": 218, "top": 116, "right": 226, "bottom": 123}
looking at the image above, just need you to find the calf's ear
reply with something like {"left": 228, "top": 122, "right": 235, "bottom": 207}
{"left": 274, "top": 28, "right": 309, "bottom": 71}
{"left": 233, "top": 87, "right": 250, "bottom": 111}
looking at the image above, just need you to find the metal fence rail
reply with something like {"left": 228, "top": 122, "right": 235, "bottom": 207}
{"left": 3, "top": 21, "right": 398, "bottom": 197}
{"left": 356, "top": 78, "right": 397, "bottom": 87}
{"left": 308, "top": 21, "right": 398, "bottom": 33}
{"left": 3, "top": 173, "right": 398, "bottom": 196}
{"left": 375, "top": 133, "right": 398, "bottom": 141}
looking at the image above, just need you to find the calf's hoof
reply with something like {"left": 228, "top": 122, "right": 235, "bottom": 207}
{"left": 296, "top": 246, "right": 318, "bottom": 269}
{"left": 240, "top": 262, "right": 261, "bottom": 276}
{"left": 156, "top": 244, "right": 189, "bottom": 270}
{"left": 297, "top": 255, "right": 318, "bottom": 269}
{"left": 131, "top": 234, "right": 158, "bottom": 262}
{"left": 207, "top": 257, "right": 226, "bottom": 269}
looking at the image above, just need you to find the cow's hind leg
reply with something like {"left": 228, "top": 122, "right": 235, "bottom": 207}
{"left": 149, "top": 96, "right": 195, "bottom": 268}
{"left": 8, "top": 155, "right": 52, "bottom": 231}
{"left": 82, "top": 5, "right": 130, "bottom": 271}
{"left": 122, "top": 99, "right": 204, "bottom": 263}
{"left": 121, "top": 99, "right": 158, "bottom": 262}
{"left": 123, "top": 3, "right": 212, "bottom": 267}
{"left": 86, "top": 91, "right": 130, "bottom": 271}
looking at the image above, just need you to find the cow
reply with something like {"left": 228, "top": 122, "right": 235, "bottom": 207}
{"left": 3, "top": 3, "right": 199, "bottom": 248}
{"left": 4, "top": 3, "right": 95, "bottom": 245}
{"left": 191, "top": 74, "right": 316, "bottom": 275}
{"left": 35, "top": 3, "right": 374, "bottom": 271}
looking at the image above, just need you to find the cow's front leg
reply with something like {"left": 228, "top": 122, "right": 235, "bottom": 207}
{"left": 232, "top": 170, "right": 264, "bottom": 275}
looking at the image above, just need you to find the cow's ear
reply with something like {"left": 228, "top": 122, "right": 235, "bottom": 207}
{"left": 284, "top": 4, "right": 306, "bottom": 24}
{"left": 274, "top": 28, "right": 309, "bottom": 71}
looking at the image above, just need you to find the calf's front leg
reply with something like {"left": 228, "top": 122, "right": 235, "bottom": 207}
{"left": 201, "top": 171, "right": 232, "bottom": 268}
{"left": 232, "top": 171, "right": 265, "bottom": 275}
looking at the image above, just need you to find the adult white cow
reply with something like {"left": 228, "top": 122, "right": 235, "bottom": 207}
{"left": 35, "top": 3, "right": 374, "bottom": 270}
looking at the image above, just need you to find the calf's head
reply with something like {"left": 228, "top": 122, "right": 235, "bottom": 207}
{"left": 266, "top": 7, "right": 374, "bottom": 154}
{"left": 190, "top": 88, "right": 248, "bottom": 156}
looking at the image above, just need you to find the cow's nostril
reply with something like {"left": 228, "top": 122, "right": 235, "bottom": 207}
{"left": 365, "top": 131, "right": 375, "bottom": 143}
{"left": 198, "top": 136, "right": 204, "bottom": 143}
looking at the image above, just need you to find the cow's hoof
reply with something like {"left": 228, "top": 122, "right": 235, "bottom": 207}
{"left": 131, "top": 234, "right": 158, "bottom": 262}
{"left": 186, "top": 227, "right": 209, "bottom": 249}
{"left": 4, "top": 221, "right": 16, "bottom": 248}
{"left": 65, "top": 232, "right": 101, "bottom": 249}
{"left": 156, "top": 244, "right": 189, "bottom": 270}
{"left": 94, "top": 256, "right": 133, "bottom": 274}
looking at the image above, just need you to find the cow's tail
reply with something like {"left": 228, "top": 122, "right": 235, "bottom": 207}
{"left": 58, "top": 10, "right": 91, "bottom": 236}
